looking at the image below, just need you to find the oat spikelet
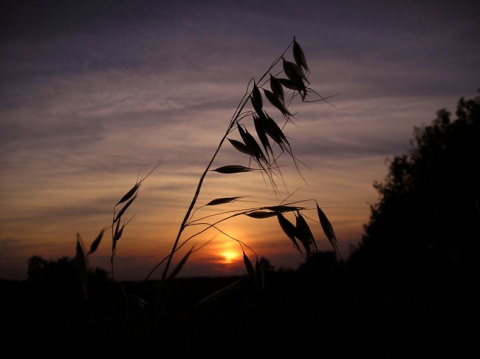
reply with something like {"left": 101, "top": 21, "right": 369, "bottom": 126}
{"left": 295, "top": 211, "right": 317, "bottom": 254}
{"left": 76, "top": 233, "right": 87, "bottom": 268}
{"left": 263, "top": 89, "right": 291, "bottom": 117}
{"left": 228, "top": 138, "right": 256, "bottom": 157}
{"left": 238, "top": 124, "right": 266, "bottom": 162}
{"left": 316, "top": 203, "right": 339, "bottom": 253}
{"left": 270, "top": 73, "right": 285, "bottom": 104}
{"left": 245, "top": 210, "right": 277, "bottom": 219}
{"left": 276, "top": 211, "right": 300, "bottom": 251}
{"left": 267, "top": 205, "right": 301, "bottom": 212}
{"left": 279, "top": 78, "right": 307, "bottom": 100}
{"left": 114, "top": 195, "right": 137, "bottom": 222}
{"left": 253, "top": 113, "right": 273, "bottom": 157}
{"left": 282, "top": 57, "right": 309, "bottom": 85}
{"left": 206, "top": 196, "right": 244, "bottom": 206}
{"left": 212, "top": 165, "right": 253, "bottom": 174}
{"left": 168, "top": 247, "right": 194, "bottom": 280}
{"left": 264, "top": 116, "right": 289, "bottom": 148}
{"left": 293, "top": 36, "right": 309, "bottom": 73}
{"left": 251, "top": 82, "right": 263, "bottom": 114}
{"left": 87, "top": 228, "right": 105, "bottom": 255}
{"left": 116, "top": 183, "right": 140, "bottom": 205}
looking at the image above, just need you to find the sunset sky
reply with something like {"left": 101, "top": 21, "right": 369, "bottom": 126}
{"left": 1, "top": 0, "right": 479, "bottom": 281}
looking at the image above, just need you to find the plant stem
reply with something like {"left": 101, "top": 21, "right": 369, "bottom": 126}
{"left": 147, "top": 40, "right": 294, "bottom": 282}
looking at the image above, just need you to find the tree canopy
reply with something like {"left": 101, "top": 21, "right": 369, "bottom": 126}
{"left": 348, "top": 91, "right": 480, "bottom": 282}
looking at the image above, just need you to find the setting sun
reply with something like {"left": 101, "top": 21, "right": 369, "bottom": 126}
{"left": 221, "top": 251, "right": 239, "bottom": 264}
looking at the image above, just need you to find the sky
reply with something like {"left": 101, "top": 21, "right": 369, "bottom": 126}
{"left": 1, "top": 0, "right": 479, "bottom": 281}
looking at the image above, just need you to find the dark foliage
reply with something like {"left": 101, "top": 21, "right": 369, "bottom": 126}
{"left": 2, "top": 267, "right": 477, "bottom": 357}
{"left": 26, "top": 255, "right": 111, "bottom": 318}
{"left": 348, "top": 91, "right": 480, "bottom": 285}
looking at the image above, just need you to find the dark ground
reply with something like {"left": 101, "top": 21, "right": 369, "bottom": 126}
{"left": 1, "top": 269, "right": 478, "bottom": 358}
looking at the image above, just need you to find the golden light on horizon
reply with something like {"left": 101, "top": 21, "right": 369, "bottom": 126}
{"left": 220, "top": 250, "right": 239, "bottom": 264}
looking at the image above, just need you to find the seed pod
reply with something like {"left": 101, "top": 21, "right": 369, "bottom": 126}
{"left": 276, "top": 211, "right": 300, "bottom": 251}
{"left": 87, "top": 228, "right": 105, "bottom": 255}
{"left": 279, "top": 78, "right": 306, "bottom": 92}
{"left": 206, "top": 196, "right": 243, "bottom": 206}
{"left": 250, "top": 82, "right": 263, "bottom": 114}
{"left": 317, "top": 203, "right": 338, "bottom": 252}
{"left": 270, "top": 73, "right": 284, "bottom": 103}
{"left": 238, "top": 124, "right": 266, "bottom": 162}
{"left": 264, "top": 116, "right": 289, "bottom": 148}
{"left": 295, "top": 211, "right": 317, "bottom": 253}
{"left": 114, "top": 195, "right": 137, "bottom": 222}
{"left": 279, "top": 78, "right": 307, "bottom": 100}
{"left": 245, "top": 211, "right": 277, "bottom": 219}
{"left": 228, "top": 138, "right": 256, "bottom": 157}
{"left": 282, "top": 57, "right": 309, "bottom": 85}
{"left": 168, "top": 248, "right": 193, "bottom": 280}
{"left": 293, "top": 37, "right": 309, "bottom": 73}
{"left": 263, "top": 89, "right": 291, "bottom": 117}
{"left": 267, "top": 205, "right": 300, "bottom": 213}
{"left": 116, "top": 183, "right": 140, "bottom": 205}
{"left": 212, "top": 165, "right": 253, "bottom": 174}
{"left": 253, "top": 113, "right": 272, "bottom": 155}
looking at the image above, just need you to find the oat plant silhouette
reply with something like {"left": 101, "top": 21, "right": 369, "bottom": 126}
{"left": 75, "top": 36, "right": 340, "bottom": 346}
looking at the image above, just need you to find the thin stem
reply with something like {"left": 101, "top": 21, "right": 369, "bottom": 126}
{"left": 156, "top": 98, "right": 248, "bottom": 282}
{"left": 148, "top": 40, "right": 295, "bottom": 282}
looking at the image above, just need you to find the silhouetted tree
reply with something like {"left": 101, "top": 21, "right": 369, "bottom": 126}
{"left": 348, "top": 91, "right": 480, "bottom": 283}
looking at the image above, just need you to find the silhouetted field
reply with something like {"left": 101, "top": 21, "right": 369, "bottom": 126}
{"left": 1, "top": 269, "right": 477, "bottom": 357}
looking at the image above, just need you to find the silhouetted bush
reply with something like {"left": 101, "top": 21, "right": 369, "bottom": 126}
{"left": 348, "top": 91, "right": 480, "bottom": 286}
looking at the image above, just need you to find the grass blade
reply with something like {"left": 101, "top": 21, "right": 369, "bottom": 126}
{"left": 279, "top": 78, "right": 307, "bottom": 100}
{"left": 228, "top": 138, "right": 257, "bottom": 157}
{"left": 114, "top": 195, "right": 137, "bottom": 222}
{"left": 267, "top": 205, "right": 300, "bottom": 213}
{"left": 253, "top": 113, "right": 273, "bottom": 157}
{"left": 265, "top": 116, "right": 289, "bottom": 148}
{"left": 251, "top": 82, "right": 263, "bottom": 114}
{"left": 168, "top": 247, "right": 194, "bottom": 280}
{"left": 316, "top": 203, "right": 338, "bottom": 252}
{"left": 276, "top": 211, "right": 300, "bottom": 251}
{"left": 293, "top": 36, "right": 309, "bottom": 72}
{"left": 282, "top": 57, "right": 309, "bottom": 85}
{"left": 206, "top": 196, "right": 244, "bottom": 206}
{"left": 87, "top": 228, "right": 105, "bottom": 255}
{"left": 193, "top": 277, "right": 244, "bottom": 309}
{"left": 76, "top": 233, "right": 87, "bottom": 268}
{"left": 238, "top": 124, "right": 266, "bottom": 162}
{"left": 113, "top": 221, "right": 125, "bottom": 243}
{"left": 295, "top": 211, "right": 316, "bottom": 254}
{"left": 263, "top": 89, "right": 291, "bottom": 117}
{"left": 245, "top": 210, "right": 277, "bottom": 219}
{"left": 212, "top": 165, "right": 253, "bottom": 174}
{"left": 116, "top": 183, "right": 140, "bottom": 205}
{"left": 270, "top": 73, "right": 285, "bottom": 103}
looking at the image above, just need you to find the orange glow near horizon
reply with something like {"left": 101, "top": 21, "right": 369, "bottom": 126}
{"left": 220, "top": 250, "right": 239, "bottom": 264}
